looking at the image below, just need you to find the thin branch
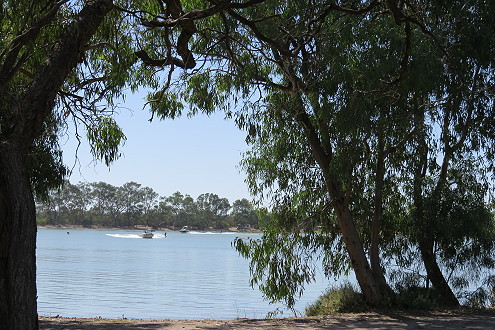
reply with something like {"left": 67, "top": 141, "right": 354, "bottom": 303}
{"left": 308, "top": 0, "right": 380, "bottom": 29}
{"left": 386, "top": 0, "right": 447, "bottom": 57}
{"left": 82, "top": 42, "right": 116, "bottom": 51}
{"left": 386, "top": 21, "right": 411, "bottom": 85}
{"left": 134, "top": 50, "right": 188, "bottom": 68}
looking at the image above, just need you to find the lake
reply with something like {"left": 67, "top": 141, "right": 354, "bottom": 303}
{"left": 37, "top": 228, "right": 333, "bottom": 320}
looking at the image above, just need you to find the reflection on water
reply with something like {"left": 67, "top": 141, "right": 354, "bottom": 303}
{"left": 37, "top": 228, "right": 330, "bottom": 320}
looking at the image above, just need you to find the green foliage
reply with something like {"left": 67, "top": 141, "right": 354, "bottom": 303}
{"left": 305, "top": 283, "right": 368, "bottom": 315}
{"left": 2, "top": 0, "right": 494, "bottom": 320}
{"left": 27, "top": 115, "right": 68, "bottom": 201}
{"left": 395, "top": 286, "right": 456, "bottom": 310}
{"left": 232, "top": 199, "right": 259, "bottom": 228}
{"left": 0, "top": 0, "right": 155, "bottom": 201}
{"left": 86, "top": 117, "right": 126, "bottom": 166}
{"left": 148, "top": 92, "right": 185, "bottom": 120}
{"left": 233, "top": 221, "right": 342, "bottom": 308}
{"left": 36, "top": 181, "right": 260, "bottom": 230}
{"left": 196, "top": 193, "right": 231, "bottom": 229}
{"left": 230, "top": 0, "right": 495, "bottom": 310}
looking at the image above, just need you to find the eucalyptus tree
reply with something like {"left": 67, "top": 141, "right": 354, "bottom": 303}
{"left": 2, "top": 1, "right": 492, "bottom": 328}
{"left": 0, "top": 1, "right": 136, "bottom": 327}
{"left": 196, "top": 193, "right": 231, "bottom": 228}
{"left": 234, "top": 1, "right": 495, "bottom": 307}
{"left": 131, "top": 0, "right": 495, "bottom": 308}
{"left": 163, "top": 191, "right": 198, "bottom": 228}
{"left": 0, "top": 1, "right": 265, "bottom": 327}
{"left": 117, "top": 181, "right": 144, "bottom": 226}
{"left": 49, "top": 181, "right": 92, "bottom": 225}
{"left": 140, "top": 186, "right": 159, "bottom": 222}
{"left": 397, "top": 0, "right": 495, "bottom": 306}
{"left": 231, "top": 198, "right": 258, "bottom": 228}
{"left": 114, "top": 182, "right": 160, "bottom": 226}
{"left": 134, "top": 0, "right": 417, "bottom": 305}
{"left": 89, "top": 181, "right": 121, "bottom": 226}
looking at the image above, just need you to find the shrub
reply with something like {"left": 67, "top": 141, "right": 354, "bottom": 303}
{"left": 396, "top": 285, "right": 452, "bottom": 309}
{"left": 305, "top": 283, "right": 368, "bottom": 316}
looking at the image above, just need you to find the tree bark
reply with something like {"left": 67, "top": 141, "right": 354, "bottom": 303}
{"left": 418, "top": 238, "right": 460, "bottom": 307}
{"left": 0, "top": 1, "right": 114, "bottom": 329}
{"left": 0, "top": 143, "right": 38, "bottom": 330}
{"left": 293, "top": 99, "right": 385, "bottom": 305}
{"left": 412, "top": 107, "right": 460, "bottom": 307}
{"left": 324, "top": 176, "right": 384, "bottom": 306}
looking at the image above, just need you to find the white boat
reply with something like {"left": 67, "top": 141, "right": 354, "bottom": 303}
{"left": 139, "top": 230, "right": 154, "bottom": 239}
{"left": 179, "top": 226, "right": 189, "bottom": 233}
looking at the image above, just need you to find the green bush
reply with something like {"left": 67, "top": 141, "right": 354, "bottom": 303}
{"left": 396, "top": 286, "right": 451, "bottom": 309}
{"left": 305, "top": 283, "right": 368, "bottom": 316}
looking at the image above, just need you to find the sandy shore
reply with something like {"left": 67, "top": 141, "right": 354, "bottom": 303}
{"left": 39, "top": 309, "right": 495, "bottom": 329}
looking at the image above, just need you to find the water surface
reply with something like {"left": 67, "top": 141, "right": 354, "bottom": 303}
{"left": 37, "top": 228, "right": 331, "bottom": 320}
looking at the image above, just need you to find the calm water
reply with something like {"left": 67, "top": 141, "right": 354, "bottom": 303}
{"left": 37, "top": 228, "right": 331, "bottom": 320}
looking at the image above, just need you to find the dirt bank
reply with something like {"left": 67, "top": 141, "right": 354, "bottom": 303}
{"left": 39, "top": 309, "right": 495, "bottom": 329}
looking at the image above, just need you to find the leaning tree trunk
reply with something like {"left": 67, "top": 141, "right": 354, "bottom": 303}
{"left": 0, "top": 143, "right": 38, "bottom": 329}
{"left": 412, "top": 107, "right": 460, "bottom": 307}
{"left": 418, "top": 238, "right": 460, "bottom": 307}
{"left": 293, "top": 98, "right": 385, "bottom": 306}
{"left": 325, "top": 176, "right": 384, "bottom": 306}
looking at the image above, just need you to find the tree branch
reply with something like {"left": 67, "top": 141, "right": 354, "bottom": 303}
{"left": 17, "top": 0, "right": 115, "bottom": 145}
{"left": 0, "top": 0, "right": 69, "bottom": 87}
{"left": 134, "top": 50, "right": 188, "bottom": 68}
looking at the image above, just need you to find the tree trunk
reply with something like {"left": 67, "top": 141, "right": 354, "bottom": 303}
{"left": 324, "top": 176, "right": 384, "bottom": 306}
{"left": 411, "top": 106, "right": 460, "bottom": 307}
{"left": 293, "top": 97, "right": 385, "bottom": 306}
{"left": 418, "top": 238, "right": 460, "bottom": 307}
{"left": 0, "top": 144, "right": 38, "bottom": 330}
{"left": 0, "top": 1, "right": 114, "bottom": 329}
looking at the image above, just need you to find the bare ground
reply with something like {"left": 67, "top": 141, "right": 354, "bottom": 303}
{"left": 39, "top": 309, "right": 495, "bottom": 329}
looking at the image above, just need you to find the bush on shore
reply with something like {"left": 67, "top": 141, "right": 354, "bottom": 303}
{"left": 395, "top": 286, "right": 451, "bottom": 309}
{"left": 305, "top": 283, "right": 368, "bottom": 315}
{"left": 306, "top": 282, "right": 495, "bottom": 316}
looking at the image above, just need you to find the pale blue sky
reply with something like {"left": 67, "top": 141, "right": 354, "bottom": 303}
{"left": 61, "top": 92, "right": 251, "bottom": 203}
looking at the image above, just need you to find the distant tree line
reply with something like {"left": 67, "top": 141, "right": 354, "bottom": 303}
{"left": 36, "top": 181, "right": 259, "bottom": 230}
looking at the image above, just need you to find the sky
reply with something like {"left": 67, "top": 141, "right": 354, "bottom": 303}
{"left": 60, "top": 91, "right": 252, "bottom": 203}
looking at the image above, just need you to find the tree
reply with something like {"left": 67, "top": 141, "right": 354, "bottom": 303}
{"left": 3, "top": 1, "right": 494, "bottom": 326}
{"left": 231, "top": 198, "right": 258, "bottom": 228}
{"left": 163, "top": 191, "right": 192, "bottom": 228}
{"left": 48, "top": 181, "right": 92, "bottom": 225}
{"left": 233, "top": 2, "right": 495, "bottom": 307}
{"left": 90, "top": 181, "right": 120, "bottom": 226}
{"left": 0, "top": 1, "right": 128, "bottom": 328}
{"left": 1, "top": 1, "right": 267, "bottom": 326}
{"left": 133, "top": 0, "right": 495, "bottom": 308}
{"left": 117, "top": 182, "right": 144, "bottom": 226}
{"left": 196, "top": 193, "right": 231, "bottom": 228}
{"left": 139, "top": 186, "right": 159, "bottom": 226}
{"left": 389, "top": 0, "right": 495, "bottom": 306}
{"left": 140, "top": 0, "right": 406, "bottom": 305}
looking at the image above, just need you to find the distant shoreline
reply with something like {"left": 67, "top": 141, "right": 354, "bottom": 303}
{"left": 37, "top": 224, "right": 261, "bottom": 234}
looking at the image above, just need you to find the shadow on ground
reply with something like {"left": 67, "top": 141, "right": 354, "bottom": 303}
{"left": 39, "top": 309, "right": 495, "bottom": 329}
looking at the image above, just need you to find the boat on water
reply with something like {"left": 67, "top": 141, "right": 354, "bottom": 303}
{"left": 139, "top": 230, "right": 154, "bottom": 239}
{"left": 179, "top": 226, "right": 189, "bottom": 233}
